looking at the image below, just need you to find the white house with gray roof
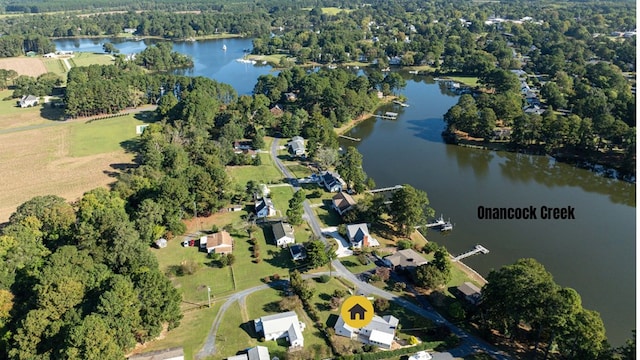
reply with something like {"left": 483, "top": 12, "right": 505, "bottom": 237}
{"left": 272, "top": 221, "right": 295, "bottom": 247}
{"left": 226, "top": 346, "right": 270, "bottom": 360}
{"left": 334, "top": 314, "right": 399, "bottom": 349}
{"left": 255, "top": 197, "right": 276, "bottom": 218}
{"left": 346, "top": 223, "right": 379, "bottom": 248}
{"left": 288, "top": 136, "right": 305, "bottom": 156}
{"left": 254, "top": 311, "right": 305, "bottom": 348}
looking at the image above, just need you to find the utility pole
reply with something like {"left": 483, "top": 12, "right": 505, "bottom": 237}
{"left": 207, "top": 286, "right": 211, "bottom": 308}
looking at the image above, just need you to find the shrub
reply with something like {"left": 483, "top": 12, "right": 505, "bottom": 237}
{"left": 249, "top": 237, "right": 257, "bottom": 245}
{"left": 374, "top": 298, "right": 390, "bottom": 312}
{"left": 423, "top": 241, "right": 439, "bottom": 254}
{"left": 218, "top": 255, "right": 229, "bottom": 267}
{"left": 393, "top": 281, "right": 407, "bottom": 292}
{"left": 318, "top": 274, "right": 330, "bottom": 283}
{"left": 448, "top": 302, "right": 466, "bottom": 320}
{"left": 253, "top": 250, "right": 260, "bottom": 258}
{"left": 272, "top": 273, "right": 280, "bottom": 281}
{"left": 253, "top": 243, "right": 260, "bottom": 251}
{"left": 211, "top": 224, "right": 219, "bottom": 233}
{"left": 397, "top": 239, "right": 413, "bottom": 250}
{"left": 356, "top": 253, "right": 369, "bottom": 265}
{"left": 408, "top": 335, "right": 419, "bottom": 345}
{"left": 375, "top": 267, "right": 391, "bottom": 281}
{"left": 254, "top": 258, "right": 262, "bottom": 263}
{"left": 263, "top": 276, "right": 271, "bottom": 283}
{"left": 333, "top": 289, "right": 347, "bottom": 298}
{"left": 180, "top": 260, "right": 200, "bottom": 275}
{"left": 226, "top": 253, "right": 235, "bottom": 265}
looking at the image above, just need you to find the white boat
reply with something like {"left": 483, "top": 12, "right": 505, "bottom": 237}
{"left": 222, "top": 44, "right": 227, "bottom": 51}
{"left": 408, "top": 351, "right": 432, "bottom": 360}
{"left": 409, "top": 70, "right": 418, "bottom": 74}
{"left": 381, "top": 67, "right": 391, "bottom": 72}
{"left": 261, "top": 61, "right": 267, "bottom": 65}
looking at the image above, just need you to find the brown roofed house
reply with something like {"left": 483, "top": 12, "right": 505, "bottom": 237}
{"left": 204, "top": 230, "right": 234, "bottom": 254}
{"left": 332, "top": 192, "right": 356, "bottom": 215}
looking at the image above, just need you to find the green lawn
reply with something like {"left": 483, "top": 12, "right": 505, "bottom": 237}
{"left": 226, "top": 155, "right": 283, "bottom": 186}
{"left": 135, "top": 302, "right": 221, "bottom": 359}
{"left": 69, "top": 112, "right": 155, "bottom": 156}
{"left": 313, "top": 200, "right": 342, "bottom": 227}
{"left": 308, "top": 277, "right": 351, "bottom": 327}
{"left": 302, "top": 7, "right": 353, "bottom": 15}
{"left": 245, "top": 54, "right": 288, "bottom": 66}
{"left": 339, "top": 255, "right": 376, "bottom": 274}
{"left": 71, "top": 52, "right": 115, "bottom": 67}
{"left": 42, "top": 58, "right": 67, "bottom": 78}
{"left": 267, "top": 186, "right": 294, "bottom": 217}
{"left": 446, "top": 76, "right": 480, "bottom": 87}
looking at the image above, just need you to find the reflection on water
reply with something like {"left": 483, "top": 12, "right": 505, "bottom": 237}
{"left": 342, "top": 79, "right": 635, "bottom": 346}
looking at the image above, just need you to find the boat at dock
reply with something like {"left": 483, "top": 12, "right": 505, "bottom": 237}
{"left": 393, "top": 100, "right": 409, "bottom": 107}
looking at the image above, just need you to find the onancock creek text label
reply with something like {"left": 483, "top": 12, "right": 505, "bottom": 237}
{"left": 477, "top": 206, "right": 575, "bottom": 220}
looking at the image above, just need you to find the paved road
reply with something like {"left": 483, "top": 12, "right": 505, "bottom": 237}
{"left": 195, "top": 280, "right": 289, "bottom": 359}
{"left": 270, "top": 137, "right": 511, "bottom": 360}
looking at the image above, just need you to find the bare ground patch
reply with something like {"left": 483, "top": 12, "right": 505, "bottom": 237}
{"left": 0, "top": 57, "right": 47, "bottom": 77}
{"left": 0, "top": 125, "right": 134, "bottom": 222}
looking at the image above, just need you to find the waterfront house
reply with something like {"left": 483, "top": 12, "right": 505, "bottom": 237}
{"left": 384, "top": 249, "right": 428, "bottom": 272}
{"left": 201, "top": 231, "right": 234, "bottom": 254}
{"left": 332, "top": 192, "right": 356, "bottom": 215}
{"left": 272, "top": 221, "right": 295, "bottom": 247}
{"left": 255, "top": 197, "right": 276, "bottom": 218}
{"left": 456, "top": 282, "right": 482, "bottom": 305}
{"left": 270, "top": 104, "right": 284, "bottom": 117}
{"left": 254, "top": 311, "right": 305, "bottom": 348}
{"left": 334, "top": 314, "right": 399, "bottom": 349}
{"left": 346, "top": 223, "right": 379, "bottom": 248}
{"left": 19, "top": 95, "right": 38, "bottom": 108}
{"left": 321, "top": 171, "right": 345, "bottom": 192}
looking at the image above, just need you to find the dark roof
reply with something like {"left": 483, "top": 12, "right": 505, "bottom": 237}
{"left": 457, "top": 282, "right": 481, "bottom": 297}
{"left": 255, "top": 198, "right": 274, "bottom": 213}
{"left": 272, "top": 221, "right": 294, "bottom": 240}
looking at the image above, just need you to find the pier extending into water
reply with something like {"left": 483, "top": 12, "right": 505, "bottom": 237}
{"left": 338, "top": 134, "right": 361, "bottom": 142}
{"left": 366, "top": 184, "right": 403, "bottom": 194}
{"left": 393, "top": 100, "right": 410, "bottom": 107}
{"left": 375, "top": 111, "right": 399, "bottom": 120}
{"left": 452, "top": 245, "right": 490, "bottom": 262}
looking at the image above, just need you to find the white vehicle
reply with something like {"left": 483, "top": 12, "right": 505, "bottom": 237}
{"left": 408, "top": 351, "right": 432, "bottom": 360}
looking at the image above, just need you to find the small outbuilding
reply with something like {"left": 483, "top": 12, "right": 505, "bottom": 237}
{"left": 18, "top": 95, "right": 39, "bottom": 108}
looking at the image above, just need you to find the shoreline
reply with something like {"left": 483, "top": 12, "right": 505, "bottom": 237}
{"left": 334, "top": 95, "right": 396, "bottom": 136}
{"left": 51, "top": 33, "right": 242, "bottom": 42}
{"left": 414, "top": 229, "right": 488, "bottom": 286}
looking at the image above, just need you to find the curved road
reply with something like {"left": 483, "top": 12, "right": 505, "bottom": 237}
{"left": 270, "top": 137, "right": 511, "bottom": 360}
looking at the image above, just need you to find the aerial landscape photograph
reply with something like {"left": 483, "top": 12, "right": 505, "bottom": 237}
{"left": 0, "top": 0, "right": 635, "bottom": 359}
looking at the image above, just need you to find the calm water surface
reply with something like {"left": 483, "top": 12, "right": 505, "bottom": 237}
{"left": 54, "top": 38, "right": 636, "bottom": 345}
{"left": 54, "top": 37, "right": 273, "bottom": 95}
{"left": 341, "top": 78, "right": 635, "bottom": 346}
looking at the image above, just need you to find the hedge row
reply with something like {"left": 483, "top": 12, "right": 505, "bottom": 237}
{"left": 337, "top": 342, "right": 432, "bottom": 360}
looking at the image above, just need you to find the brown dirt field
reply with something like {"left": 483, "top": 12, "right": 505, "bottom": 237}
{"left": 0, "top": 125, "right": 134, "bottom": 222}
{"left": 0, "top": 57, "right": 48, "bottom": 77}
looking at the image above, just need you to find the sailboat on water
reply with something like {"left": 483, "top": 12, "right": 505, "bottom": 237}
{"left": 222, "top": 44, "right": 227, "bottom": 51}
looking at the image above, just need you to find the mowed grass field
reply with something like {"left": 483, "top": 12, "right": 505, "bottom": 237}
{"left": 0, "top": 109, "right": 154, "bottom": 222}
{"left": 68, "top": 52, "right": 114, "bottom": 67}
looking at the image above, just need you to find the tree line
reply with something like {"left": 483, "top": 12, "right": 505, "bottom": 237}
{"left": 0, "top": 193, "right": 182, "bottom": 359}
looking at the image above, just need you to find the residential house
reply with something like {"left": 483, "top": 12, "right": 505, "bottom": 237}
{"left": 272, "top": 221, "right": 295, "bottom": 247}
{"left": 254, "top": 311, "right": 305, "bottom": 348}
{"left": 288, "top": 136, "right": 305, "bottom": 156}
{"left": 289, "top": 243, "right": 306, "bottom": 261}
{"left": 384, "top": 249, "right": 428, "bottom": 272}
{"left": 456, "top": 282, "right": 482, "bottom": 305}
{"left": 43, "top": 52, "right": 56, "bottom": 58}
{"left": 227, "top": 346, "right": 270, "bottom": 360}
{"left": 346, "top": 223, "right": 379, "bottom": 248}
{"left": 321, "top": 171, "right": 345, "bottom": 192}
{"left": 201, "top": 231, "right": 234, "bottom": 254}
{"left": 128, "top": 347, "right": 184, "bottom": 360}
{"left": 334, "top": 314, "right": 399, "bottom": 349}
{"left": 523, "top": 105, "right": 545, "bottom": 115}
{"left": 270, "top": 104, "right": 284, "bottom": 117}
{"left": 332, "top": 192, "right": 356, "bottom": 215}
{"left": 18, "top": 95, "right": 38, "bottom": 108}
{"left": 124, "top": 27, "right": 137, "bottom": 34}
{"left": 255, "top": 197, "right": 276, "bottom": 218}
{"left": 284, "top": 92, "right": 297, "bottom": 101}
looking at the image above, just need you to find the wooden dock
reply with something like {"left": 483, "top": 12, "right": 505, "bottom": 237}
{"left": 452, "top": 245, "right": 489, "bottom": 262}
{"left": 366, "top": 185, "right": 403, "bottom": 194}
{"left": 338, "top": 135, "right": 361, "bottom": 142}
{"left": 375, "top": 111, "right": 399, "bottom": 120}
{"left": 393, "top": 100, "right": 410, "bottom": 107}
